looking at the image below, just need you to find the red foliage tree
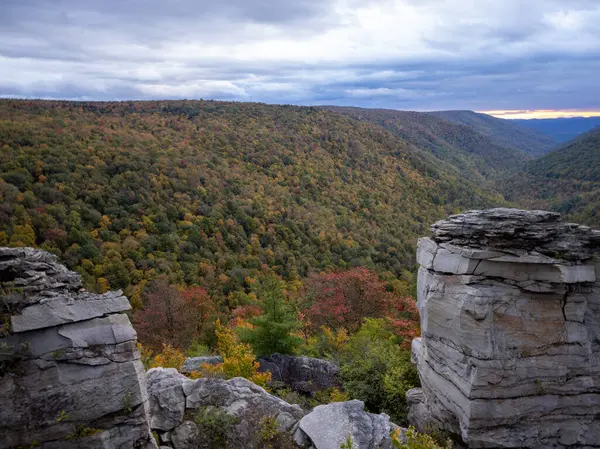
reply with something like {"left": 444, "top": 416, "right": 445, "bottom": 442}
{"left": 386, "top": 295, "right": 420, "bottom": 348}
{"left": 305, "top": 267, "right": 420, "bottom": 342}
{"left": 230, "top": 304, "right": 263, "bottom": 327}
{"left": 133, "top": 277, "right": 214, "bottom": 351}
{"left": 305, "top": 267, "right": 389, "bottom": 332}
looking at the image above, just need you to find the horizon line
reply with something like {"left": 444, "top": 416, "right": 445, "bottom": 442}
{"left": 479, "top": 109, "right": 600, "bottom": 120}
{"left": 1, "top": 96, "right": 599, "bottom": 120}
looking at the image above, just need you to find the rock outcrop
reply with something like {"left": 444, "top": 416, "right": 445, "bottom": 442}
{"left": 257, "top": 353, "right": 341, "bottom": 394}
{"left": 181, "top": 353, "right": 340, "bottom": 395}
{"left": 0, "top": 247, "right": 400, "bottom": 449}
{"left": 147, "top": 367, "right": 399, "bottom": 449}
{"left": 408, "top": 209, "right": 600, "bottom": 448}
{"left": 0, "top": 247, "right": 157, "bottom": 449}
{"left": 146, "top": 367, "right": 305, "bottom": 448}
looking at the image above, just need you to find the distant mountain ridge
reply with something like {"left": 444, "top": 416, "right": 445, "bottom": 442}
{"left": 513, "top": 117, "right": 600, "bottom": 143}
{"left": 322, "top": 106, "right": 528, "bottom": 183}
{"left": 429, "top": 110, "right": 558, "bottom": 156}
{"left": 526, "top": 125, "right": 600, "bottom": 182}
{"left": 499, "top": 125, "right": 600, "bottom": 226}
{"left": 323, "top": 106, "right": 598, "bottom": 226}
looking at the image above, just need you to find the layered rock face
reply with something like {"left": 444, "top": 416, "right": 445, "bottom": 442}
{"left": 0, "top": 248, "right": 157, "bottom": 449}
{"left": 408, "top": 209, "right": 600, "bottom": 448}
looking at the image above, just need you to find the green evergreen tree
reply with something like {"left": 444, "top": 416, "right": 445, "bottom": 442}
{"left": 239, "top": 276, "right": 301, "bottom": 357}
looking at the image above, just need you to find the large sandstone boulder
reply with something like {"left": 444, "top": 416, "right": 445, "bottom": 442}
{"left": 146, "top": 367, "right": 305, "bottom": 448}
{"left": 294, "top": 400, "right": 399, "bottom": 449}
{"left": 258, "top": 353, "right": 341, "bottom": 394}
{"left": 408, "top": 209, "right": 600, "bottom": 448}
{"left": 0, "top": 247, "right": 157, "bottom": 449}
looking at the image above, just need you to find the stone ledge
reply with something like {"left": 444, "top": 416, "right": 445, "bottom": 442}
{"left": 11, "top": 291, "right": 131, "bottom": 333}
{"left": 418, "top": 237, "right": 597, "bottom": 283}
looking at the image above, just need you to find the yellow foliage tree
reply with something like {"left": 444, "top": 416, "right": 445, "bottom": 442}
{"left": 138, "top": 343, "right": 186, "bottom": 370}
{"left": 99, "top": 214, "right": 112, "bottom": 229}
{"left": 97, "top": 277, "right": 110, "bottom": 293}
{"left": 9, "top": 224, "right": 36, "bottom": 247}
{"left": 129, "top": 280, "right": 147, "bottom": 310}
{"left": 150, "top": 344, "right": 187, "bottom": 370}
{"left": 322, "top": 326, "right": 349, "bottom": 352}
{"left": 137, "top": 342, "right": 155, "bottom": 369}
{"left": 213, "top": 319, "right": 271, "bottom": 388}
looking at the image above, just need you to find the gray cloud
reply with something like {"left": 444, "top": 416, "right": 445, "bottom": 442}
{"left": 1, "top": 0, "right": 334, "bottom": 28}
{"left": 1, "top": 0, "right": 599, "bottom": 111}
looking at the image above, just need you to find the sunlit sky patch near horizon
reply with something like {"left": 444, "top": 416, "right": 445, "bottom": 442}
{"left": 481, "top": 110, "right": 600, "bottom": 120}
{"left": 0, "top": 0, "right": 599, "bottom": 114}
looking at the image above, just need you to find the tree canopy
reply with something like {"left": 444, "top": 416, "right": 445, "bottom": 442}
{"left": 0, "top": 99, "right": 502, "bottom": 302}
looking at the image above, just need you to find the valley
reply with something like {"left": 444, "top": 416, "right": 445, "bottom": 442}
{"left": 1, "top": 99, "right": 599, "bottom": 449}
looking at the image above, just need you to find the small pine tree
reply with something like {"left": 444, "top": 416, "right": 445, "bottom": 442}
{"left": 239, "top": 276, "right": 301, "bottom": 357}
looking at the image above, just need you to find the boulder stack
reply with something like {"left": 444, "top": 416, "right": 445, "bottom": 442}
{"left": 407, "top": 208, "right": 600, "bottom": 448}
{"left": 0, "top": 247, "right": 157, "bottom": 449}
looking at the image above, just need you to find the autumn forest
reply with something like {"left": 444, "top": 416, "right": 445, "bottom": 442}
{"left": 1, "top": 99, "right": 598, "bottom": 426}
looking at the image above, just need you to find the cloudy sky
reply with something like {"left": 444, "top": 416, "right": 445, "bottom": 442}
{"left": 1, "top": 0, "right": 600, "bottom": 116}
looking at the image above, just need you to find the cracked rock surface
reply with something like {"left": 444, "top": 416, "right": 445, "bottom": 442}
{"left": 0, "top": 247, "right": 157, "bottom": 449}
{"left": 294, "top": 400, "right": 398, "bottom": 449}
{"left": 146, "top": 368, "right": 402, "bottom": 449}
{"left": 146, "top": 368, "right": 306, "bottom": 448}
{"left": 408, "top": 209, "right": 600, "bottom": 448}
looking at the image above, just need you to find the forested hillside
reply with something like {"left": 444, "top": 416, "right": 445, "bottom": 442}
{"left": 323, "top": 106, "right": 527, "bottom": 182}
{"left": 0, "top": 99, "right": 504, "bottom": 302}
{"left": 500, "top": 126, "right": 600, "bottom": 226}
{"left": 514, "top": 117, "right": 600, "bottom": 142}
{"left": 429, "top": 110, "right": 557, "bottom": 156}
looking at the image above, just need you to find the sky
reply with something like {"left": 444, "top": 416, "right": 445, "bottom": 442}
{"left": 1, "top": 0, "right": 600, "bottom": 117}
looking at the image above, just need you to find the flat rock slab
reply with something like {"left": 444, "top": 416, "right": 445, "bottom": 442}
{"left": 11, "top": 291, "right": 131, "bottom": 332}
{"left": 180, "top": 356, "right": 223, "bottom": 373}
{"left": 431, "top": 208, "right": 600, "bottom": 261}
